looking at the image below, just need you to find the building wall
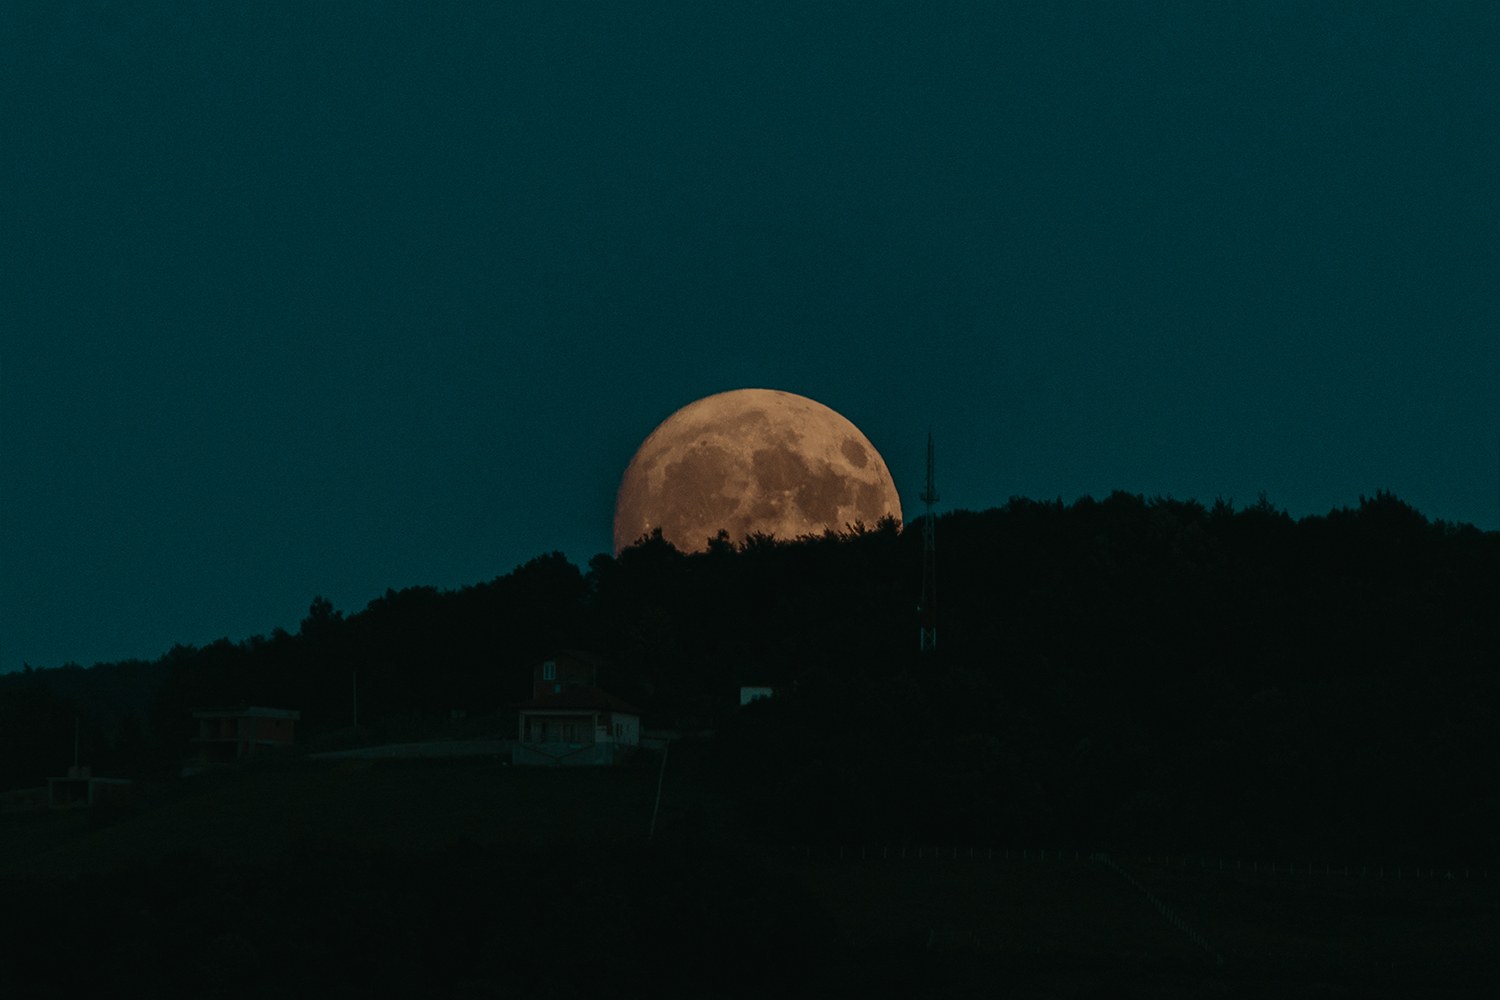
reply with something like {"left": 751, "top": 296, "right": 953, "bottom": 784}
{"left": 612, "top": 713, "right": 640, "bottom": 746}
{"left": 198, "top": 716, "right": 294, "bottom": 746}
{"left": 590, "top": 712, "right": 640, "bottom": 745}
{"left": 533, "top": 656, "right": 595, "bottom": 698}
{"left": 251, "top": 716, "right": 294, "bottom": 742}
{"left": 559, "top": 716, "right": 592, "bottom": 744}
{"left": 521, "top": 713, "right": 597, "bottom": 744}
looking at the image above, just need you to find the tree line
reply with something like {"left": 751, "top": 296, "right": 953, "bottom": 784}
{"left": 3, "top": 489, "right": 1496, "bottom": 866}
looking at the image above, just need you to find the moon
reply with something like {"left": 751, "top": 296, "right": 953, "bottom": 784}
{"left": 614, "top": 388, "right": 902, "bottom": 555}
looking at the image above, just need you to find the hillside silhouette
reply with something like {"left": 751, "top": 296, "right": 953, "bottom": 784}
{"left": 4, "top": 489, "right": 1497, "bottom": 868}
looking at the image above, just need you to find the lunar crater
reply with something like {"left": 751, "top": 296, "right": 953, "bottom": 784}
{"left": 840, "top": 438, "right": 869, "bottom": 468}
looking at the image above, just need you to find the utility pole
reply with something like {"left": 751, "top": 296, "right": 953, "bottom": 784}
{"left": 352, "top": 668, "right": 358, "bottom": 734}
{"left": 649, "top": 741, "right": 670, "bottom": 839}
{"left": 919, "top": 430, "right": 939, "bottom": 651}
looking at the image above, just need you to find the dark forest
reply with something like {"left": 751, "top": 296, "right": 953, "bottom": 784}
{"left": 6, "top": 489, "right": 1496, "bottom": 867}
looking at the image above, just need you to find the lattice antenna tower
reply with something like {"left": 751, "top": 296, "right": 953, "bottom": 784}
{"left": 919, "top": 430, "right": 938, "bottom": 651}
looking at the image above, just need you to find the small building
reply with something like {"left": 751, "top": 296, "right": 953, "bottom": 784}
{"left": 190, "top": 705, "right": 300, "bottom": 764}
{"left": 47, "top": 766, "right": 134, "bottom": 810}
{"left": 740, "top": 682, "right": 797, "bottom": 707}
{"left": 739, "top": 685, "right": 774, "bottom": 706}
{"left": 513, "top": 651, "right": 642, "bottom": 766}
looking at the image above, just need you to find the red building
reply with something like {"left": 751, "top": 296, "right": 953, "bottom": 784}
{"left": 191, "top": 705, "right": 300, "bottom": 763}
{"left": 512, "top": 651, "right": 642, "bottom": 765}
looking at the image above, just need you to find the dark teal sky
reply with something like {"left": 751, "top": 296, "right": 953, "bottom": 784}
{"left": 3, "top": 2, "right": 1497, "bottom": 673}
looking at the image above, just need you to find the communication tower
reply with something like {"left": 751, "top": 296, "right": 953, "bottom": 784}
{"left": 919, "top": 431, "right": 938, "bottom": 650}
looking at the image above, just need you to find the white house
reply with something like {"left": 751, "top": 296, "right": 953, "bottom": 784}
{"left": 512, "top": 651, "right": 643, "bottom": 765}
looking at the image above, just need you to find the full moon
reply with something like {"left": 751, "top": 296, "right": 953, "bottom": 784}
{"left": 614, "top": 388, "right": 902, "bottom": 554}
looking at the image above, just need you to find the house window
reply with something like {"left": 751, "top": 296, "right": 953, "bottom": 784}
{"left": 542, "top": 661, "right": 556, "bottom": 680}
{"left": 614, "top": 723, "right": 623, "bottom": 739}
{"left": 563, "top": 724, "right": 575, "bottom": 742}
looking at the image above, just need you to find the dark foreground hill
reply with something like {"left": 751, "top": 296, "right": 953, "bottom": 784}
{"left": 1, "top": 739, "right": 1494, "bottom": 999}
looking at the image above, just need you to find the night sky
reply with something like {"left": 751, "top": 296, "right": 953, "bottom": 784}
{"left": 3, "top": 3, "right": 1496, "bottom": 674}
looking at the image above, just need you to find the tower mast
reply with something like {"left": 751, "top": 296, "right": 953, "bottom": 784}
{"left": 919, "top": 430, "right": 938, "bottom": 651}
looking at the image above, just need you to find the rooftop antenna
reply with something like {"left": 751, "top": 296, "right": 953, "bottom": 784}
{"left": 919, "top": 430, "right": 939, "bottom": 651}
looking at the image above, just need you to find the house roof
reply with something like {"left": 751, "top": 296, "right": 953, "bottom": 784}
{"left": 513, "top": 685, "right": 642, "bottom": 716}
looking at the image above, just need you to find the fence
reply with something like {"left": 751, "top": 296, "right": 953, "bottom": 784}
{"left": 308, "top": 739, "right": 512, "bottom": 760}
